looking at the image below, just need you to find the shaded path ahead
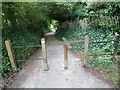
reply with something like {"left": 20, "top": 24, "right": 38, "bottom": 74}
{"left": 9, "top": 32, "right": 112, "bottom": 88}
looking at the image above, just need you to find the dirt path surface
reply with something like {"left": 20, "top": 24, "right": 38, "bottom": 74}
{"left": 8, "top": 32, "right": 113, "bottom": 88}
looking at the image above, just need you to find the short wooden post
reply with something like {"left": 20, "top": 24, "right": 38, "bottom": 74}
{"left": 62, "top": 37, "right": 70, "bottom": 48}
{"left": 64, "top": 45, "right": 68, "bottom": 69}
{"left": 5, "top": 40, "right": 17, "bottom": 71}
{"left": 83, "top": 35, "right": 89, "bottom": 65}
{"left": 41, "top": 38, "right": 49, "bottom": 71}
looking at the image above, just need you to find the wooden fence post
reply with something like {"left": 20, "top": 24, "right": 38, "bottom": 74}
{"left": 5, "top": 40, "right": 17, "bottom": 71}
{"left": 62, "top": 37, "right": 71, "bottom": 48}
{"left": 41, "top": 38, "right": 49, "bottom": 71}
{"left": 64, "top": 45, "right": 68, "bottom": 69}
{"left": 83, "top": 35, "right": 89, "bottom": 65}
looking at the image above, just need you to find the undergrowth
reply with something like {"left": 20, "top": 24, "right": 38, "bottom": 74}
{"left": 56, "top": 24, "right": 119, "bottom": 87}
{"left": 1, "top": 30, "right": 43, "bottom": 78}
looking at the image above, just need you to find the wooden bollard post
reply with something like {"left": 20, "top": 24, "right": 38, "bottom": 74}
{"left": 41, "top": 38, "right": 49, "bottom": 71}
{"left": 83, "top": 35, "right": 89, "bottom": 65}
{"left": 5, "top": 40, "right": 17, "bottom": 71}
{"left": 64, "top": 45, "right": 68, "bottom": 69}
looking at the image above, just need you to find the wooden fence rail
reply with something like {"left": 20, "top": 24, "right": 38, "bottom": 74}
{"left": 5, "top": 36, "right": 117, "bottom": 70}
{"left": 5, "top": 38, "right": 48, "bottom": 71}
{"left": 62, "top": 35, "right": 115, "bottom": 68}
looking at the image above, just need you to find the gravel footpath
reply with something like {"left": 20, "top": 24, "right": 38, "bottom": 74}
{"left": 8, "top": 32, "right": 113, "bottom": 88}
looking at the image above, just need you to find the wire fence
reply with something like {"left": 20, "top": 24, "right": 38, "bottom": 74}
{"left": 64, "top": 40, "right": 113, "bottom": 43}
{"left": 88, "top": 53, "right": 114, "bottom": 56}
{"left": 5, "top": 38, "right": 49, "bottom": 71}
{"left": 90, "top": 40, "right": 113, "bottom": 44}
{"left": 12, "top": 45, "right": 42, "bottom": 48}
{"left": 64, "top": 39, "right": 114, "bottom": 56}
{"left": 16, "top": 57, "right": 43, "bottom": 61}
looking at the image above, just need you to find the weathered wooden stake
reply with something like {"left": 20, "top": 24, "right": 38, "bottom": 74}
{"left": 83, "top": 35, "right": 89, "bottom": 65}
{"left": 64, "top": 45, "right": 68, "bottom": 69}
{"left": 5, "top": 40, "right": 17, "bottom": 71}
{"left": 41, "top": 38, "right": 49, "bottom": 71}
{"left": 62, "top": 37, "right": 70, "bottom": 48}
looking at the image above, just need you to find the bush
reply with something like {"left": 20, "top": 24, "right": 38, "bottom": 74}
{"left": 1, "top": 30, "right": 42, "bottom": 78}
{"left": 56, "top": 22, "right": 119, "bottom": 86}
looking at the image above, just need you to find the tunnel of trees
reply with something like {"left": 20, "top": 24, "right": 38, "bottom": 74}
{"left": 1, "top": 2, "right": 120, "bottom": 87}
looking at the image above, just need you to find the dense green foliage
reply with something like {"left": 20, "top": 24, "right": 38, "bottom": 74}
{"left": 74, "top": 2, "right": 120, "bottom": 33}
{"left": 57, "top": 24, "right": 114, "bottom": 53}
{"left": 1, "top": 2, "right": 77, "bottom": 78}
{"left": 57, "top": 24, "right": 118, "bottom": 85}
{"left": 1, "top": 2, "right": 120, "bottom": 87}
{"left": 2, "top": 30, "right": 41, "bottom": 78}
{"left": 2, "top": 2, "right": 48, "bottom": 78}
{"left": 56, "top": 2, "right": 120, "bottom": 87}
